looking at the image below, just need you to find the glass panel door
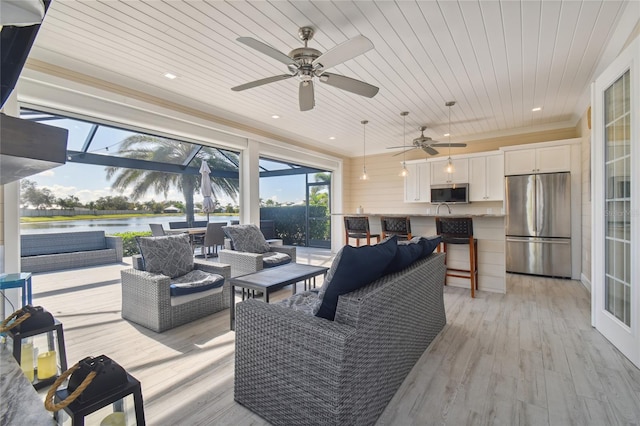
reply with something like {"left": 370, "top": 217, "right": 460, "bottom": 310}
{"left": 593, "top": 37, "right": 638, "bottom": 367}
{"left": 604, "top": 70, "right": 631, "bottom": 327}
{"left": 306, "top": 177, "right": 331, "bottom": 248}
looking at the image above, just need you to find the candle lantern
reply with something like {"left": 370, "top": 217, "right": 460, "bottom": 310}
{"left": 1, "top": 305, "right": 68, "bottom": 390}
{"left": 45, "top": 355, "right": 146, "bottom": 426}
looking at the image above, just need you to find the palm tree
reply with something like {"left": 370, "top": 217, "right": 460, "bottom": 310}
{"left": 106, "top": 135, "right": 239, "bottom": 224}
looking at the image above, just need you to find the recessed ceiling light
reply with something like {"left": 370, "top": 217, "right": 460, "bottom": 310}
{"left": 164, "top": 72, "right": 177, "bottom": 80}
{"left": 443, "top": 133, "right": 450, "bottom": 137}
{"left": 271, "top": 115, "right": 280, "bottom": 119}
{"left": 329, "top": 136, "right": 336, "bottom": 140}
{"left": 532, "top": 107, "right": 542, "bottom": 112}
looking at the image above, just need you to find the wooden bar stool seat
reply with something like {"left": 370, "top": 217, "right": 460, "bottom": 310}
{"left": 344, "top": 216, "right": 380, "bottom": 246}
{"left": 435, "top": 216, "right": 478, "bottom": 298}
{"left": 380, "top": 216, "right": 412, "bottom": 241}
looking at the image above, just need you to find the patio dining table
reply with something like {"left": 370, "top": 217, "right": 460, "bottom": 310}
{"left": 166, "top": 227, "right": 207, "bottom": 251}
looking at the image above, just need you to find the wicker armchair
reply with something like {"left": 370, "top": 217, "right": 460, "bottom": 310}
{"left": 219, "top": 243, "right": 296, "bottom": 277}
{"left": 121, "top": 235, "right": 231, "bottom": 332}
{"left": 218, "top": 224, "right": 296, "bottom": 277}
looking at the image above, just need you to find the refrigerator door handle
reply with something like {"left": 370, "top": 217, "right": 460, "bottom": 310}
{"left": 506, "top": 237, "right": 571, "bottom": 244}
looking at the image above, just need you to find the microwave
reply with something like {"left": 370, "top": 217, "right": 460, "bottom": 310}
{"left": 430, "top": 184, "right": 469, "bottom": 204}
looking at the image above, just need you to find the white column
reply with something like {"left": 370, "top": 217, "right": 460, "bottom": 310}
{"left": 1, "top": 91, "right": 22, "bottom": 317}
{"left": 240, "top": 139, "right": 260, "bottom": 225}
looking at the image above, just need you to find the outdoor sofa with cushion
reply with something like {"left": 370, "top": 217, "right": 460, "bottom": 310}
{"left": 21, "top": 231, "right": 123, "bottom": 273}
{"left": 234, "top": 236, "right": 445, "bottom": 426}
{"left": 120, "top": 233, "right": 230, "bottom": 332}
{"left": 218, "top": 224, "right": 296, "bottom": 277}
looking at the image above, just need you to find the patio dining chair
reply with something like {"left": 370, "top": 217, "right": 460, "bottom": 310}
{"left": 202, "top": 222, "right": 226, "bottom": 259}
{"left": 149, "top": 223, "right": 166, "bottom": 237}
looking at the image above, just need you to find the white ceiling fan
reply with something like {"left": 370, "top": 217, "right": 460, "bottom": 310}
{"left": 387, "top": 125, "right": 467, "bottom": 156}
{"left": 231, "top": 27, "right": 379, "bottom": 111}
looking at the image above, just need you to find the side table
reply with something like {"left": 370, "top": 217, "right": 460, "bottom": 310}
{"left": 0, "top": 272, "right": 33, "bottom": 319}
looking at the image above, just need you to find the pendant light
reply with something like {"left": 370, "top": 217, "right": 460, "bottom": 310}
{"left": 445, "top": 101, "right": 456, "bottom": 174}
{"left": 399, "top": 111, "right": 409, "bottom": 177}
{"left": 360, "top": 120, "right": 369, "bottom": 180}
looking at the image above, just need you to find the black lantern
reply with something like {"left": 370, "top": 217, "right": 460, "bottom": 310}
{"left": 1, "top": 305, "right": 68, "bottom": 390}
{"left": 45, "top": 355, "right": 145, "bottom": 426}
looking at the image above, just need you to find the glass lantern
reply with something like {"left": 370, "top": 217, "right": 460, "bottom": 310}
{"left": 4, "top": 305, "right": 68, "bottom": 390}
{"left": 50, "top": 355, "right": 146, "bottom": 426}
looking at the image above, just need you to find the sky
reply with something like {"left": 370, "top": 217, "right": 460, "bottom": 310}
{"left": 28, "top": 162, "right": 308, "bottom": 207}
{"left": 22, "top": 112, "right": 310, "bottom": 207}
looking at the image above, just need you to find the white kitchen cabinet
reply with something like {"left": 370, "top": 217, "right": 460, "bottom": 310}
{"left": 469, "top": 153, "right": 504, "bottom": 201}
{"left": 404, "top": 161, "right": 430, "bottom": 203}
{"left": 504, "top": 145, "right": 571, "bottom": 175}
{"left": 430, "top": 158, "right": 469, "bottom": 184}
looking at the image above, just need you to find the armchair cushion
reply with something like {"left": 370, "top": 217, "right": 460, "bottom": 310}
{"left": 315, "top": 236, "right": 398, "bottom": 321}
{"left": 262, "top": 252, "right": 291, "bottom": 268}
{"left": 135, "top": 234, "right": 193, "bottom": 278}
{"left": 222, "top": 224, "right": 270, "bottom": 254}
{"left": 169, "top": 269, "right": 225, "bottom": 297}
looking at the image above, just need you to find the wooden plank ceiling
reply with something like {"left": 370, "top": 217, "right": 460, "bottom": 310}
{"left": 27, "top": 0, "right": 630, "bottom": 157}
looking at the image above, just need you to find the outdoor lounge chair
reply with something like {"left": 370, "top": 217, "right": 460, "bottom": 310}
{"left": 120, "top": 234, "right": 230, "bottom": 332}
{"left": 218, "top": 224, "right": 296, "bottom": 277}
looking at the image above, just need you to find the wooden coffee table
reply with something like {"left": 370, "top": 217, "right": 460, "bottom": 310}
{"left": 229, "top": 263, "right": 329, "bottom": 330}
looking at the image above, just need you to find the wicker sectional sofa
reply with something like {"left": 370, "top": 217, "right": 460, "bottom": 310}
{"left": 234, "top": 250, "right": 447, "bottom": 426}
{"left": 21, "top": 231, "right": 123, "bottom": 273}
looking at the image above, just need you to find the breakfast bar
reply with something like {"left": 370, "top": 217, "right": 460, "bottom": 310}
{"left": 336, "top": 212, "right": 506, "bottom": 294}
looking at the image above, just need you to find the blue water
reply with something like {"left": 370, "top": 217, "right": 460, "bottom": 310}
{"left": 20, "top": 215, "right": 239, "bottom": 235}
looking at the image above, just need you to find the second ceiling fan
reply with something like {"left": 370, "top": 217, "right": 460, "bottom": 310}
{"left": 231, "top": 27, "right": 379, "bottom": 111}
{"left": 388, "top": 126, "right": 467, "bottom": 156}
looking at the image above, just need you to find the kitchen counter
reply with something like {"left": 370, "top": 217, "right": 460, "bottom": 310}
{"left": 0, "top": 342, "right": 55, "bottom": 425}
{"left": 333, "top": 212, "right": 505, "bottom": 218}
{"left": 335, "top": 212, "right": 506, "bottom": 294}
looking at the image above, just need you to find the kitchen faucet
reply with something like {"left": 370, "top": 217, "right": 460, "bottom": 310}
{"left": 436, "top": 202, "right": 451, "bottom": 215}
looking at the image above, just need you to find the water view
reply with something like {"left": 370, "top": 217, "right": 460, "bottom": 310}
{"left": 20, "top": 215, "right": 239, "bottom": 235}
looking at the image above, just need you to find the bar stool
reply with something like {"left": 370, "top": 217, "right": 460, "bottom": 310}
{"left": 344, "top": 216, "right": 380, "bottom": 246}
{"left": 380, "top": 216, "right": 412, "bottom": 241}
{"left": 435, "top": 217, "right": 478, "bottom": 298}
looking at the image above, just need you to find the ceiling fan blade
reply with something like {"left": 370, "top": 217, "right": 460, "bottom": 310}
{"left": 386, "top": 145, "right": 409, "bottom": 149}
{"left": 392, "top": 147, "right": 418, "bottom": 157}
{"left": 299, "top": 80, "right": 315, "bottom": 111}
{"left": 431, "top": 143, "right": 467, "bottom": 148}
{"left": 237, "top": 37, "right": 297, "bottom": 67}
{"left": 318, "top": 72, "right": 379, "bottom": 98}
{"left": 312, "top": 35, "right": 374, "bottom": 71}
{"left": 231, "top": 74, "right": 293, "bottom": 91}
{"left": 424, "top": 146, "right": 439, "bottom": 155}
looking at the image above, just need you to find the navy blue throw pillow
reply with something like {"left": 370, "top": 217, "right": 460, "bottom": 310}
{"left": 315, "top": 237, "right": 398, "bottom": 321}
{"left": 384, "top": 241, "right": 423, "bottom": 274}
{"left": 419, "top": 235, "right": 442, "bottom": 258}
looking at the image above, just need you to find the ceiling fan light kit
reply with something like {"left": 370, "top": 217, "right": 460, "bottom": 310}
{"left": 399, "top": 111, "right": 409, "bottom": 177}
{"left": 445, "top": 101, "right": 456, "bottom": 174}
{"left": 360, "top": 120, "right": 369, "bottom": 181}
{"left": 232, "top": 27, "right": 379, "bottom": 111}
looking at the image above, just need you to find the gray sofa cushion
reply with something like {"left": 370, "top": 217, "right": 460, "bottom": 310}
{"left": 222, "top": 224, "right": 271, "bottom": 254}
{"left": 275, "top": 291, "right": 319, "bottom": 315}
{"left": 136, "top": 234, "right": 193, "bottom": 278}
{"left": 21, "top": 231, "right": 107, "bottom": 256}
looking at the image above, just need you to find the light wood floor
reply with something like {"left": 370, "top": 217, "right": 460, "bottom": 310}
{"left": 30, "top": 250, "right": 640, "bottom": 426}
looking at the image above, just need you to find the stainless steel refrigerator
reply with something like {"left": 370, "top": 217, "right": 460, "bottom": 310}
{"left": 505, "top": 172, "right": 571, "bottom": 278}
